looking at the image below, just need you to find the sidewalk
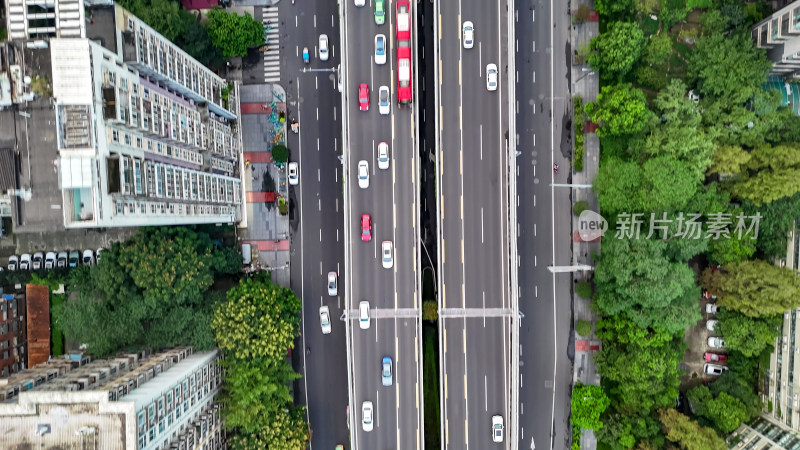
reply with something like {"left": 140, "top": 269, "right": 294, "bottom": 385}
{"left": 569, "top": 1, "right": 601, "bottom": 449}
{"left": 238, "top": 83, "right": 292, "bottom": 287}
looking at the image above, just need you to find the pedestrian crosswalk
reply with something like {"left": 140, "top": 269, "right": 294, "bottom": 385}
{"left": 262, "top": 6, "right": 281, "bottom": 83}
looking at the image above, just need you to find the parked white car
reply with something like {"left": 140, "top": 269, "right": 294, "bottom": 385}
{"left": 8, "top": 255, "right": 18, "bottom": 271}
{"left": 44, "top": 252, "right": 57, "bottom": 270}
{"left": 705, "top": 303, "right": 717, "bottom": 314}
{"left": 288, "top": 162, "right": 299, "bottom": 185}
{"left": 706, "top": 320, "right": 718, "bottom": 332}
{"left": 704, "top": 363, "right": 728, "bottom": 376}
{"left": 32, "top": 252, "right": 43, "bottom": 270}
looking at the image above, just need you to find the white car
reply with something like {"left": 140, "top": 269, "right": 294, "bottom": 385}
{"left": 319, "top": 306, "right": 332, "bottom": 335}
{"left": 19, "top": 253, "right": 31, "bottom": 270}
{"left": 377, "top": 142, "right": 390, "bottom": 170}
{"left": 7, "top": 255, "right": 18, "bottom": 271}
{"left": 378, "top": 86, "right": 390, "bottom": 115}
{"left": 288, "top": 162, "right": 299, "bottom": 185}
{"left": 44, "top": 252, "right": 57, "bottom": 270}
{"left": 382, "top": 241, "right": 393, "bottom": 269}
{"left": 492, "top": 415, "right": 504, "bottom": 443}
{"left": 705, "top": 303, "right": 717, "bottom": 314}
{"left": 328, "top": 271, "right": 338, "bottom": 296}
{"left": 32, "top": 252, "right": 43, "bottom": 270}
{"left": 486, "top": 63, "right": 498, "bottom": 91}
{"left": 362, "top": 401, "right": 374, "bottom": 432}
{"left": 57, "top": 251, "right": 68, "bottom": 268}
{"left": 704, "top": 363, "right": 728, "bottom": 376}
{"left": 319, "top": 34, "right": 329, "bottom": 61}
{"left": 358, "top": 160, "right": 370, "bottom": 189}
{"left": 707, "top": 337, "right": 725, "bottom": 349}
{"left": 355, "top": 0, "right": 365, "bottom": 6}
{"left": 359, "top": 301, "right": 370, "bottom": 329}
{"left": 375, "top": 34, "right": 387, "bottom": 65}
{"left": 706, "top": 320, "right": 718, "bottom": 332}
{"left": 463, "top": 21, "right": 474, "bottom": 49}
{"left": 82, "top": 249, "right": 95, "bottom": 266}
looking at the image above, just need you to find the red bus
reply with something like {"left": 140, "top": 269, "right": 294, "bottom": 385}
{"left": 397, "top": 46, "right": 412, "bottom": 106}
{"left": 396, "top": 0, "right": 410, "bottom": 42}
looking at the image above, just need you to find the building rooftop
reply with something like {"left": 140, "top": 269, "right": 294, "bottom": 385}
{"left": 25, "top": 284, "right": 49, "bottom": 368}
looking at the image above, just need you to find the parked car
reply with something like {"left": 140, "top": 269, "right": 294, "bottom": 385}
{"left": 44, "top": 252, "right": 57, "bottom": 270}
{"left": 704, "top": 363, "right": 728, "bottom": 376}
{"left": 8, "top": 255, "right": 18, "bottom": 271}
{"left": 319, "top": 306, "right": 332, "bottom": 335}
{"left": 359, "top": 301, "right": 371, "bottom": 329}
{"left": 382, "top": 356, "right": 393, "bottom": 386}
{"left": 32, "top": 252, "right": 43, "bottom": 270}
{"left": 96, "top": 248, "right": 105, "bottom": 263}
{"left": 19, "top": 254, "right": 31, "bottom": 270}
{"left": 362, "top": 401, "right": 374, "bottom": 431}
{"left": 703, "top": 290, "right": 717, "bottom": 300}
{"left": 68, "top": 250, "right": 80, "bottom": 268}
{"left": 705, "top": 303, "right": 717, "bottom": 314}
{"left": 703, "top": 352, "right": 727, "bottom": 363}
{"left": 492, "top": 415, "right": 504, "bottom": 443}
{"left": 328, "top": 271, "right": 338, "bottom": 296}
{"left": 83, "top": 249, "right": 95, "bottom": 265}
{"left": 707, "top": 337, "right": 726, "bottom": 349}
{"left": 57, "top": 251, "right": 68, "bottom": 268}
{"left": 706, "top": 320, "right": 718, "bottom": 332}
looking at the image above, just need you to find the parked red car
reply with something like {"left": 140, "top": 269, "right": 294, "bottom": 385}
{"left": 361, "top": 214, "right": 372, "bottom": 242}
{"left": 358, "top": 83, "right": 370, "bottom": 111}
{"left": 703, "top": 352, "right": 727, "bottom": 363}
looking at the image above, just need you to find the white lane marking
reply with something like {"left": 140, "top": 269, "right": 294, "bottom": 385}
{"left": 317, "top": 138, "right": 320, "bottom": 152}
{"left": 479, "top": 125, "right": 483, "bottom": 161}
{"left": 314, "top": 14, "right": 317, "bottom": 28}
{"left": 315, "top": 75, "right": 319, "bottom": 90}
{"left": 481, "top": 207, "right": 484, "bottom": 243}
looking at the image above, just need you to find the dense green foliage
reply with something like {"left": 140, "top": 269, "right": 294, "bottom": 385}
{"left": 586, "top": 84, "right": 651, "bottom": 137}
{"left": 207, "top": 9, "right": 264, "bottom": 58}
{"left": 700, "top": 261, "right": 800, "bottom": 317}
{"left": 56, "top": 227, "right": 233, "bottom": 357}
{"left": 213, "top": 273, "right": 309, "bottom": 449}
{"left": 658, "top": 408, "right": 726, "bottom": 450}
{"left": 571, "top": 383, "right": 611, "bottom": 430}
{"left": 717, "top": 309, "right": 781, "bottom": 357}
{"left": 589, "top": 22, "right": 646, "bottom": 81}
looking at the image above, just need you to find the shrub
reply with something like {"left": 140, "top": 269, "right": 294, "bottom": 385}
{"left": 278, "top": 199, "right": 288, "bottom": 215}
{"left": 573, "top": 5, "right": 591, "bottom": 23}
{"left": 423, "top": 300, "right": 438, "bottom": 321}
{"left": 576, "top": 319, "right": 593, "bottom": 337}
{"left": 573, "top": 96, "right": 585, "bottom": 172}
{"left": 575, "top": 281, "right": 593, "bottom": 299}
{"left": 271, "top": 144, "right": 289, "bottom": 163}
{"left": 573, "top": 201, "right": 590, "bottom": 216}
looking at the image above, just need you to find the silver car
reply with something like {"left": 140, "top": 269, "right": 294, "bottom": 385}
{"left": 486, "top": 63, "right": 498, "bottom": 91}
{"left": 358, "top": 160, "right": 370, "bottom": 189}
{"left": 319, "top": 306, "right": 332, "bottom": 335}
{"left": 378, "top": 86, "right": 390, "bottom": 115}
{"left": 328, "top": 271, "right": 338, "bottom": 296}
{"left": 32, "top": 252, "right": 43, "bottom": 270}
{"left": 288, "top": 162, "right": 299, "bottom": 185}
{"left": 362, "top": 401, "right": 374, "bottom": 432}
{"left": 382, "top": 241, "right": 393, "bottom": 269}
{"left": 378, "top": 142, "right": 390, "bottom": 170}
{"left": 7, "top": 255, "right": 18, "bottom": 271}
{"left": 463, "top": 21, "right": 474, "bottom": 48}
{"left": 319, "top": 34, "right": 329, "bottom": 61}
{"left": 704, "top": 363, "right": 728, "bottom": 376}
{"left": 44, "top": 252, "right": 57, "bottom": 270}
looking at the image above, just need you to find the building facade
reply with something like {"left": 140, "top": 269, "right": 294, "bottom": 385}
{"left": 753, "top": 0, "right": 800, "bottom": 78}
{"left": 0, "top": 347, "right": 225, "bottom": 450}
{"left": 729, "top": 415, "right": 800, "bottom": 449}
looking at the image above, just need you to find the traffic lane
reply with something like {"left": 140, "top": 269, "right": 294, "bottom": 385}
{"left": 391, "top": 111, "right": 417, "bottom": 310}
{"left": 396, "top": 317, "right": 421, "bottom": 450}
{"left": 465, "top": 318, "right": 509, "bottom": 449}
{"left": 442, "top": 319, "right": 467, "bottom": 450}
{"left": 352, "top": 319, "right": 401, "bottom": 449}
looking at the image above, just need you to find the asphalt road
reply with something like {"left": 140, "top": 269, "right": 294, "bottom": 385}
{"left": 514, "top": 1, "right": 575, "bottom": 449}
{"left": 436, "top": 0, "right": 512, "bottom": 448}
{"left": 340, "top": 0, "right": 423, "bottom": 449}
{"left": 280, "top": 1, "right": 350, "bottom": 448}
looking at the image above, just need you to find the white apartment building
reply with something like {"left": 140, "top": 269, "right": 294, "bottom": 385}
{"left": 39, "top": 3, "right": 242, "bottom": 228}
{"left": 753, "top": 0, "right": 800, "bottom": 78}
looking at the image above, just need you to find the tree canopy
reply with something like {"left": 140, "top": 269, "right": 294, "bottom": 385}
{"left": 207, "top": 9, "right": 264, "bottom": 58}
{"left": 687, "top": 386, "right": 748, "bottom": 434}
{"left": 586, "top": 84, "right": 652, "bottom": 137}
{"left": 589, "top": 22, "right": 646, "bottom": 81}
{"left": 700, "top": 261, "right": 800, "bottom": 317}
{"left": 571, "top": 383, "right": 611, "bottom": 430}
{"left": 658, "top": 408, "right": 726, "bottom": 450}
{"left": 717, "top": 309, "right": 781, "bottom": 357}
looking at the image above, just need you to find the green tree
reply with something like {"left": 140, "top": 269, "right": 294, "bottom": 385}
{"left": 707, "top": 235, "right": 756, "bottom": 265}
{"left": 688, "top": 32, "right": 772, "bottom": 105}
{"left": 571, "top": 383, "right": 610, "bottom": 430}
{"left": 594, "top": 316, "right": 685, "bottom": 414}
{"left": 575, "top": 281, "right": 593, "bottom": 299}
{"left": 717, "top": 309, "right": 781, "bottom": 357}
{"left": 659, "top": 0, "right": 688, "bottom": 29}
{"left": 708, "top": 371, "right": 762, "bottom": 420}
{"left": 576, "top": 319, "right": 593, "bottom": 337}
{"left": 745, "top": 192, "right": 800, "bottom": 257}
{"left": 594, "top": 0, "right": 635, "bottom": 19}
{"left": 214, "top": 246, "right": 244, "bottom": 275}
{"left": 596, "top": 412, "right": 664, "bottom": 450}
{"left": 586, "top": 84, "right": 651, "bottom": 137}
{"left": 117, "top": 227, "right": 216, "bottom": 306}
{"left": 708, "top": 145, "right": 751, "bottom": 177}
{"left": 206, "top": 9, "right": 264, "bottom": 58}
{"left": 271, "top": 144, "right": 290, "bottom": 163}
{"left": 212, "top": 274, "right": 301, "bottom": 361}
{"left": 177, "top": 21, "right": 224, "bottom": 70}
{"left": 227, "top": 406, "right": 309, "bottom": 450}
{"left": 700, "top": 261, "right": 800, "bottom": 318}
{"left": 688, "top": 386, "right": 748, "bottom": 433}
{"left": 658, "top": 408, "right": 726, "bottom": 450}
{"left": 727, "top": 143, "right": 800, "bottom": 204}
{"left": 423, "top": 300, "right": 438, "bottom": 321}
{"left": 644, "top": 33, "right": 672, "bottom": 66}
{"left": 218, "top": 358, "right": 299, "bottom": 433}
{"left": 635, "top": 65, "right": 668, "bottom": 91}
{"left": 589, "top": 23, "right": 646, "bottom": 80}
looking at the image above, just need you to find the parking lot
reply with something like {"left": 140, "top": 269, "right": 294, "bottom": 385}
{"left": 680, "top": 289, "right": 722, "bottom": 391}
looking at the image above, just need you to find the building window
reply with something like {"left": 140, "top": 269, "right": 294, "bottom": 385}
{"left": 112, "top": 130, "right": 119, "bottom": 143}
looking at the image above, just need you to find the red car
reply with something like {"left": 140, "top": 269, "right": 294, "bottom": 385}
{"left": 358, "top": 83, "right": 370, "bottom": 111}
{"left": 703, "top": 352, "right": 727, "bottom": 363}
{"left": 361, "top": 214, "right": 372, "bottom": 242}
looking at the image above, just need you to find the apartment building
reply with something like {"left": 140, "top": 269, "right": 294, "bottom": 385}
{"left": 0, "top": 347, "right": 225, "bottom": 450}
{"left": 753, "top": 0, "right": 800, "bottom": 78}
{"left": 3, "top": 1, "right": 244, "bottom": 230}
{"left": 728, "top": 415, "right": 800, "bottom": 449}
